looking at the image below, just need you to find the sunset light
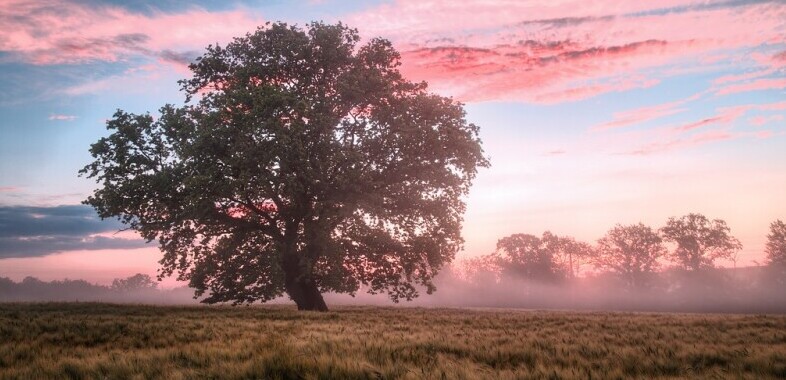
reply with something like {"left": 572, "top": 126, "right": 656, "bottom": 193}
{"left": 1, "top": 1, "right": 785, "bottom": 377}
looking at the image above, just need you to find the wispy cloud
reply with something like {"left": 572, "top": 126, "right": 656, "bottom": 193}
{"left": 591, "top": 91, "right": 710, "bottom": 132}
{"left": 0, "top": 0, "right": 264, "bottom": 67}
{"left": 716, "top": 78, "right": 786, "bottom": 96}
{"left": 773, "top": 50, "right": 786, "bottom": 65}
{"left": 396, "top": 38, "right": 675, "bottom": 103}
{"left": 675, "top": 116, "right": 728, "bottom": 132}
{"left": 593, "top": 100, "right": 688, "bottom": 132}
{"left": 749, "top": 114, "right": 785, "bottom": 126}
{"left": 712, "top": 68, "right": 776, "bottom": 85}
{"left": 349, "top": 0, "right": 786, "bottom": 103}
{"left": 673, "top": 106, "right": 746, "bottom": 132}
{"left": 48, "top": 114, "right": 77, "bottom": 121}
{"left": 627, "top": 129, "right": 737, "bottom": 155}
{"left": 603, "top": 98, "right": 786, "bottom": 155}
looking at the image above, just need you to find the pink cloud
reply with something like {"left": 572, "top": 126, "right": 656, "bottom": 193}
{"left": 674, "top": 106, "right": 745, "bottom": 132}
{"left": 348, "top": 0, "right": 710, "bottom": 38}
{"left": 48, "top": 114, "right": 77, "bottom": 121}
{"left": 532, "top": 76, "right": 661, "bottom": 105}
{"left": 751, "top": 50, "right": 786, "bottom": 69}
{"left": 716, "top": 78, "right": 786, "bottom": 96}
{"left": 0, "top": 0, "right": 264, "bottom": 66}
{"left": 675, "top": 117, "right": 726, "bottom": 132}
{"left": 755, "top": 130, "right": 775, "bottom": 139}
{"left": 717, "top": 100, "right": 786, "bottom": 116}
{"left": 591, "top": 91, "right": 710, "bottom": 131}
{"left": 700, "top": 53, "right": 730, "bottom": 65}
{"left": 758, "top": 101, "right": 786, "bottom": 111}
{"left": 349, "top": 0, "right": 786, "bottom": 103}
{"left": 398, "top": 39, "right": 673, "bottom": 103}
{"left": 0, "top": 186, "right": 20, "bottom": 192}
{"left": 618, "top": 99, "right": 786, "bottom": 154}
{"left": 774, "top": 50, "right": 786, "bottom": 65}
{"left": 661, "top": 100, "right": 786, "bottom": 134}
{"left": 749, "top": 115, "right": 785, "bottom": 126}
{"left": 627, "top": 129, "right": 736, "bottom": 155}
{"left": 712, "top": 68, "right": 776, "bottom": 85}
{"left": 593, "top": 100, "right": 687, "bottom": 131}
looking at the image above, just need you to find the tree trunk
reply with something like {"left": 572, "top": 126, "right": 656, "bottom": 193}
{"left": 282, "top": 254, "right": 328, "bottom": 311}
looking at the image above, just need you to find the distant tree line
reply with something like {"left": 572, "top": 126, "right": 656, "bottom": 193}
{"left": 0, "top": 274, "right": 195, "bottom": 303}
{"left": 2, "top": 214, "right": 783, "bottom": 312}
{"left": 110, "top": 273, "right": 158, "bottom": 292}
{"left": 465, "top": 213, "right": 786, "bottom": 289}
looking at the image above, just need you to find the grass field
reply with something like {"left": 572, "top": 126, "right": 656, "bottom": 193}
{"left": 1, "top": 303, "right": 785, "bottom": 379}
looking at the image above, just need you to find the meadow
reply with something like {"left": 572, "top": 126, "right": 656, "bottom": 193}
{"left": 1, "top": 303, "right": 785, "bottom": 379}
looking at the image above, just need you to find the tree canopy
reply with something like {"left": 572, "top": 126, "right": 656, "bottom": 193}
{"left": 593, "top": 223, "right": 665, "bottom": 288}
{"left": 111, "top": 274, "right": 158, "bottom": 292}
{"left": 660, "top": 213, "right": 742, "bottom": 271}
{"left": 80, "top": 22, "right": 488, "bottom": 310}
{"left": 492, "top": 232, "right": 588, "bottom": 282}
{"left": 766, "top": 219, "right": 786, "bottom": 266}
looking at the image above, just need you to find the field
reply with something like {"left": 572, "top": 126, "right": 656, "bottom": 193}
{"left": 1, "top": 304, "right": 785, "bottom": 379}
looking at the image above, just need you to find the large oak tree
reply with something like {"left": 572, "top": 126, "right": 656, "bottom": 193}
{"left": 80, "top": 22, "right": 488, "bottom": 310}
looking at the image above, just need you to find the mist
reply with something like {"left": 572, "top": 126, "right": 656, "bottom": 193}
{"left": 321, "top": 265, "right": 786, "bottom": 314}
{"left": 3, "top": 264, "right": 784, "bottom": 314}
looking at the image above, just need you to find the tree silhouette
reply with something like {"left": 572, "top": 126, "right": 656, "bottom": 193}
{"left": 554, "top": 237, "right": 593, "bottom": 280}
{"left": 460, "top": 254, "right": 501, "bottom": 285}
{"left": 492, "top": 232, "right": 579, "bottom": 282}
{"left": 80, "top": 22, "right": 488, "bottom": 310}
{"left": 593, "top": 223, "right": 665, "bottom": 288}
{"left": 766, "top": 220, "right": 786, "bottom": 266}
{"left": 111, "top": 274, "right": 158, "bottom": 292}
{"left": 660, "top": 213, "right": 742, "bottom": 271}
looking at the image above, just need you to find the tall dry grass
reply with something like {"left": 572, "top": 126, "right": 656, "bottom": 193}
{"left": 1, "top": 303, "right": 785, "bottom": 379}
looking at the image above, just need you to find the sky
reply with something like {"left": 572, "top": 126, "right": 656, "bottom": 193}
{"left": 0, "top": 0, "right": 784, "bottom": 286}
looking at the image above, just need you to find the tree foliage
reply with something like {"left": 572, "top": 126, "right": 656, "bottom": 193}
{"left": 110, "top": 274, "right": 158, "bottom": 292}
{"left": 460, "top": 254, "right": 501, "bottom": 284}
{"left": 492, "top": 232, "right": 588, "bottom": 282}
{"left": 80, "top": 22, "right": 488, "bottom": 310}
{"left": 593, "top": 223, "right": 665, "bottom": 287}
{"left": 766, "top": 219, "right": 786, "bottom": 266}
{"left": 660, "top": 213, "right": 742, "bottom": 271}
